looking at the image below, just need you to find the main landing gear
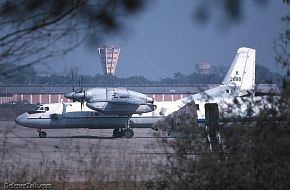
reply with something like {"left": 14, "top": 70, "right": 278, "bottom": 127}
{"left": 112, "top": 128, "right": 134, "bottom": 138}
{"left": 123, "top": 128, "right": 134, "bottom": 138}
{"left": 38, "top": 129, "right": 47, "bottom": 138}
{"left": 112, "top": 118, "right": 134, "bottom": 138}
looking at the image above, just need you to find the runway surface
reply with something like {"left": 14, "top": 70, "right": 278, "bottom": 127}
{"left": 0, "top": 120, "right": 171, "bottom": 182}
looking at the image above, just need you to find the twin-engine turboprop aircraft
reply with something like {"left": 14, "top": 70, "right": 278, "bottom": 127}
{"left": 16, "top": 47, "right": 278, "bottom": 138}
{"left": 16, "top": 88, "right": 158, "bottom": 138}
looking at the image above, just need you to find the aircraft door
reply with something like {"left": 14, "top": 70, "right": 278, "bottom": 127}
{"left": 205, "top": 103, "right": 219, "bottom": 126}
{"left": 205, "top": 103, "right": 220, "bottom": 137}
{"left": 205, "top": 103, "right": 221, "bottom": 152}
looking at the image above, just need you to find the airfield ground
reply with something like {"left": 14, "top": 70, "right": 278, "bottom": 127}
{"left": 0, "top": 119, "right": 173, "bottom": 189}
{"left": 0, "top": 108, "right": 285, "bottom": 189}
{"left": 0, "top": 104, "right": 208, "bottom": 189}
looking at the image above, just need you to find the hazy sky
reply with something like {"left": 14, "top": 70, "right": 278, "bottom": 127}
{"left": 52, "top": 0, "right": 289, "bottom": 80}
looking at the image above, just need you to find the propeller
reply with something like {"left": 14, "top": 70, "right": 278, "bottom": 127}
{"left": 81, "top": 75, "right": 84, "bottom": 92}
{"left": 80, "top": 99, "right": 84, "bottom": 111}
{"left": 71, "top": 71, "right": 75, "bottom": 92}
{"left": 80, "top": 75, "right": 84, "bottom": 111}
{"left": 71, "top": 71, "right": 75, "bottom": 102}
{"left": 64, "top": 74, "right": 86, "bottom": 111}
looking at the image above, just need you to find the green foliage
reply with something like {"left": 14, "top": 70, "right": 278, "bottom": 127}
{"left": 0, "top": 63, "right": 37, "bottom": 84}
{"left": 0, "top": 0, "right": 146, "bottom": 72}
{"left": 146, "top": 104, "right": 290, "bottom": 190}
{"left": 0, "top": 64, "right": 283, "bottom": 87}
{"left": 256, "top": 65, "right": 284, "bottom": 87}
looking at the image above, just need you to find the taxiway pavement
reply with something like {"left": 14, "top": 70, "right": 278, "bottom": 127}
{"left": 0, "top": 120, "right": 170, "bottom": 182}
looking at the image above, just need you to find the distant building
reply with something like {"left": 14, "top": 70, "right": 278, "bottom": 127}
{"left": 0, "top": 84, "right": 210, "bottom": 104}
{"left": 98, "top": 45, "right": 120, "bottom": 76}
{"left": 195, "top": 63, "right": 211, "bottom": 74}
{"left": 0, "top": 84, "right": 279, "bottom": 105}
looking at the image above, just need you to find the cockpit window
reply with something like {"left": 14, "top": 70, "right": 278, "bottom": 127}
{"left": 28, "top": 106, "right": 48, "bottom": 114}
{"left": 34, "top": 106, "right": 44, "bottom": 111}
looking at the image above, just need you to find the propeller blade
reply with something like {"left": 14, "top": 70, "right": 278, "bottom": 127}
{"left": 62, "top": 101, "right": 66, "bottom": 115}
{"left": 81, "top": 75, "right": 84, "bottom": 92}
{"left": 81, "top": 99, "right": 84, "bottom": 112}
{"left": 72, "top": 72, "right": 75, "bottom": 92}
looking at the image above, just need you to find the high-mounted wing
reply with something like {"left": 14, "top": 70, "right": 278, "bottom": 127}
{"left": 65, "top": 87, "right": 156, "bottom": 115}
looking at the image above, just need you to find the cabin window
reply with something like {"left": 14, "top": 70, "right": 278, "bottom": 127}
{"left": 226, "top": 89, "right": 230, "bottom": 93}
{"left": 45, "top": 107, "right": 49, "bottom": 111}
{"left": 195, "top": 104, "right": 200, "bottom": 110}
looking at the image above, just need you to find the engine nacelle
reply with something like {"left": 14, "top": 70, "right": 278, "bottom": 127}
{"left": 86, "top": 102, "right": 156, "bottom": 115}
{"left": 65, "top": 87, "right": 156, "bottom": 115}
{"left": 85, "top": 88, "right": 153, "bottom": 104}
{"left": 66, "top": 88, "right": 154, "bottom": 104}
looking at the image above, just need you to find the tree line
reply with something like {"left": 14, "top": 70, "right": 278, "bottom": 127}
{"left": 0, "top": 63, "right": 284, "bottom": 87}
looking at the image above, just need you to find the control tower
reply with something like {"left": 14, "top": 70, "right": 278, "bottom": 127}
{"left": 98, "top": 45, "right": 120, "bottom": 76}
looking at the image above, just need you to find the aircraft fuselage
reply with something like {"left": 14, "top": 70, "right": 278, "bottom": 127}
{"left": 15, "top": 102, "right": 167, "bottom": 130}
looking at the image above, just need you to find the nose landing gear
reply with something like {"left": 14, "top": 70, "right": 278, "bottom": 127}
{"left": 38, "top": 129, "right": 47, "bottom": 138}
{"left": 113, "top": 128, "right": 124, "bottom": 138}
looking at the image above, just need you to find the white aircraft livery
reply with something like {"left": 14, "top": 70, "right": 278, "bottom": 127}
{"left": 15, "top": 47, "right": 276, "bottom": 138}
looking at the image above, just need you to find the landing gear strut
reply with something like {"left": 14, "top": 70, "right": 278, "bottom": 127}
{"left": 112, "top": 128, "right": 134, "bottom": 138}
{"left": 38, "top": 129, "right": 47, "bottom": 138}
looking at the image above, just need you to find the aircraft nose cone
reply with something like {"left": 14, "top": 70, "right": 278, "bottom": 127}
{"left": 65, "top": 92, "right": 84, "bottom": 100}
{"left": 64, "top": 92, "right": 74, "bottom": 99}
{"left": 15, "top": 113, "right": 28, "bottom": 126}
{"left": 72, "top": 92, "right": 84, "bottom": 99}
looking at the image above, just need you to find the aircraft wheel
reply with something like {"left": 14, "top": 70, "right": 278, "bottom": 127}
{"left": 123, "top": 128, "right": 134, "bottom": 138}
{"left": 39, "top": 131, "right": 47, "bottom": 138}
{"left": 113, "top": 128, "right": 124, "bottom": 138}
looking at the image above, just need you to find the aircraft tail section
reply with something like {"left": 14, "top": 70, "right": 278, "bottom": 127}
{"left": 222, "top": 47, "right": 256, "bottom": 95}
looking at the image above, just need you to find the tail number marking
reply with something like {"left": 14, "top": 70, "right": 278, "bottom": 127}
{"left": 230, "top": 77, "right": 242, "bottom": 82}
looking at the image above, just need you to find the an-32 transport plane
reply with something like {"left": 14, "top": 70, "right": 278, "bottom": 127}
{"left": 15, "top": 47, "right": 278, "bottom": 138}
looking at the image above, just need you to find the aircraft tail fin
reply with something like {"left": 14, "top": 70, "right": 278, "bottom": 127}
{"left": 222, "top": 47, "right": 256, "bottom": 95}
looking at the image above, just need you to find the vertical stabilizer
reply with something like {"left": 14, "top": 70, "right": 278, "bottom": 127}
{"left": 222, "top": 47, "right": 256, "bottom": 95}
